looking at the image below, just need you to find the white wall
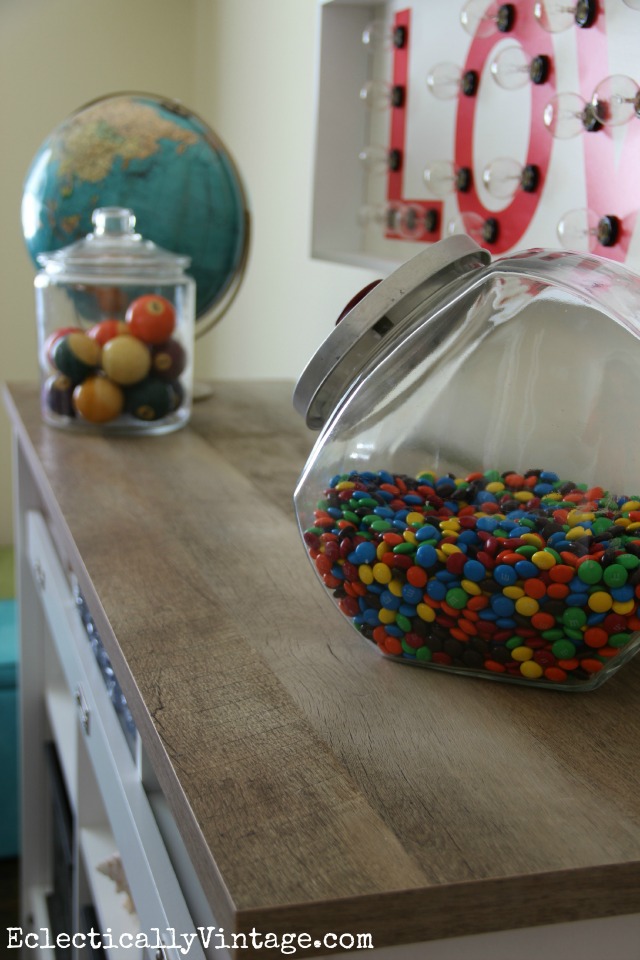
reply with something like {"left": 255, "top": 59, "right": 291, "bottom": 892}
{"left": 193, "top": 0, "right": 378, "bottom": 384}
{"left": 0, "top": 0, "right": 378, "bottom": 544}
{"left": 0, "top": 0, "right": 198, "bottom": 543}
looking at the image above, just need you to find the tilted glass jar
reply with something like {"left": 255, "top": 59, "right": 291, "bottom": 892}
{"left": 35, "top": 207, "right": 195, "bottom": 434}
{"left": 293, "top": 235, "right": 640, "bottom": 691}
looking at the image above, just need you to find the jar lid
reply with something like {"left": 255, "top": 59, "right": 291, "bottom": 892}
{"left": 294, "top": 235, "right": 491, "bottom": 429}
{"left": 36, "top": 207, "right": 191, "bottom": 277}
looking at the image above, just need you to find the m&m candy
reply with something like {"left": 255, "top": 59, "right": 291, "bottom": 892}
{"left": 304, "top": 467, "right": 640, "bottom": 688}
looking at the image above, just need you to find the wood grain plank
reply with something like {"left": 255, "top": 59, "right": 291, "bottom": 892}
{"left": 6, "top": 380, "right": 640, "bottom": 949}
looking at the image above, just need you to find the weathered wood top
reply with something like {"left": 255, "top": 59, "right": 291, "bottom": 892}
{"left": 5, "top": 380, "right": 640, "bottom": 949}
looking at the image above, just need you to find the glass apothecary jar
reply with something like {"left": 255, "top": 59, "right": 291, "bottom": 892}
{"left": 293, "top": 235, "right": 640, "bottom": 691}
{"left": 35, "top": 207, "right": 195, "bottom": 434}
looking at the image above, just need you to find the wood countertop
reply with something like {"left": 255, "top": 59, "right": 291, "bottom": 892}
{"left": 5, "top": 380, "right": 640, "bottom": 950}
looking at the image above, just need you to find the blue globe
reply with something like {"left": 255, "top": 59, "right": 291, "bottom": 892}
{"left": 22, "top": 92, "right": 250, "bottom": 330}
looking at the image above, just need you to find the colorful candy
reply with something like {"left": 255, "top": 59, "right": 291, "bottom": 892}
{"left": 303, "top": 468, "right": 640, "bottom": 688}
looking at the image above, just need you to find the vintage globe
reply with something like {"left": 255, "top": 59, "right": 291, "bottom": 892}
{"left": 21, "top": 92, "right": 250, "bottom": 333}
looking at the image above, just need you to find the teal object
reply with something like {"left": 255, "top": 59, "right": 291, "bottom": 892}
{"left": 21, "top": 92, "right": 250, "bottom": 330}
{"left": 0, "top": 599, "right": 19, "bottom": 858}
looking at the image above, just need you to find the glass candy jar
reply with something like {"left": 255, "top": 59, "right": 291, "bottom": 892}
{"left": 293, "top": 235, "right": 640, "bottom": 691}
{"left": 35, "top": 207, "right": 195, "bottom": 434}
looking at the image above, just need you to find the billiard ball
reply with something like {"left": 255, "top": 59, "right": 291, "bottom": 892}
{"left": 87, "top": 319, "right": 129, "bottom": 346}
{"left": 52, "top": 332, "right": 102, "bottom": 381}
{"left": 73, "top": 376, "right": 124, "bottom": 423}
{"left": 150, "top": 338, "right": 187, "bottom": 381}
{"left": 125, "top": 294, "right": 176, "bottom": 344}
{"left": 43, "top": 374, "right": 76, "bottom": 418}
{"left": 101, "top": 335, "right": 151, "bottom": 385}
{"left": 125, "top": 378, "right": 172, "bottom": 421}
{"left": 42, "top": 326, "right": 83, "bottom": 369}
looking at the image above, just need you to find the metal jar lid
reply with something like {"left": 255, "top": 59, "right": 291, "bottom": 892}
{"left": 294, "top": 235, "right": 491, "bottom": 429}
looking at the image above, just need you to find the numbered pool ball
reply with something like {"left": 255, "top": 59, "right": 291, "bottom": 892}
{"left": 52, "top": 332, "right": 101, "bottom": 381}
{"left": 150, "top": 338, "right": 187, "bottom": 381}
{"left": 87, "top": 319, "right": 129, "bottom": 346}
{"left": 125, "top": 294, "right": 176, "bottom": 344}
{"left": 101, "top": 335, "right": 151, "bottom": 385}
{"left": 42, "top": 326, "right": 83, "bottom": 368}
{"left": 125, "top": 378, "right": 172, "bottom": 421}
{"left": 43, "top": 374, "right": 76, "bottom": 418}
{"left": 73, "top": 376, "right": 124, "bottom": 423}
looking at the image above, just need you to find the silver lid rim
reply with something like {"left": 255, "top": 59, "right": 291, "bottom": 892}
{"left": 294, "top": 235, "right": 491, "bottom": 429}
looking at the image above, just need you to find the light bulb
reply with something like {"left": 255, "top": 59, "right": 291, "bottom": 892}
{"left": 359, "top": 81, "right": 404, "bottom": 111}
{"left": 357, "top": 204, "right": 388, "bottom": 229}
{"left": 534, "top": 0, "right": 597, "bottom": 32}
{"left": 359, "top": 144, "right": 402, "bottom": 175}
{"left": 423, "top": 160, "right": 472, "bottom": 197}
{"left": 362, "top": 19, "right": 407, "bottom": 53}
{"left": 543, "top": 92, "right": 601, "bottom": 138}
{"left": 490, "top": 45, "right": 550, "bottom": 89}
{"left": 427, "top": 62, "right": 478, "bottom": 99}
{"left": 460, "top": 0, "right": 515, "bottom": 38}
{"left": 482, "top": 158, "right": 540, "bottom": 198}
{"left": 448, "top": 211, "right": 499, "bottom": 244}
{"left": 557, "top": 208, "right": 620, "bottom": 250}
{"left": 591, "top": 74, "right": 640, "bottom": 126}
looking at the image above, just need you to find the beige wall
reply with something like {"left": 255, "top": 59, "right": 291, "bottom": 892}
{"left": 0, "top": 0, "right": 377, "bottom": 544}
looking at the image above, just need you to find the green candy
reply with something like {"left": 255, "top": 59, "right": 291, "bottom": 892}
{"left": 445, "top": 587, "right": 468, "bottom": 610}
{"left": 562, "top": 607, "right": 587, "bottom": 630}
{"left": 552, "top": 639, "right": 577, "bottom": 659}
{"left": 603, "top": 563, "right": 628, "bottom": 588}
{"left": 577, "top": 559, "right": 602, "bottom": 585}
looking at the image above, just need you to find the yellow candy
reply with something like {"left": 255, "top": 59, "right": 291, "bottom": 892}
{"left": 441, "top": 543, "right": 462, "bottom": 556}
{"left": 531, "top": 550, "right": 556, "bottom": 570}
{"left": 376, "top": 542, "right": 388, "bottom": 560}
{"left": 406, "top": 512, "right": 425, "bottom": 526}
{"left": 515, "top": 596, "right": 539, "bottom": 617}
{"left": 520, "top": 660, "right": 544, "bottom": 680}
{"left": 461, "top": 579, "right": 482, "bottom": 596}
{"left": 567, "top": 510, "right": 595, "bottom": 526}
{"left": 503, "top": 586, "right": 525, "bottom": 600}
{"left": 514, "top": 490, "right": 535, "bottom": 502}
{"left": 440, "top": 518, "right": 460, "bottom": 531}
{"left": 388, "top": 578, "right": 404, "bottom": 597}
{"left": 358, "top": 564, "right": 374, "bottom": 585}
{"left": 588, "top": 591, "right": 613, "bottom": 613}
{"left": 372, "top": 562, "right": 392, "bottom": 584}
{"left": 378, "top": 608, "right": 396, "bottom": 625}
{"left": 565, "top": 526, "right": 592, "bottom": 541}
{"left": 511, "top": 645, "right": 534, "bottom": 662}
{"left": 621, "top": 500, "right": 640, "bottom": 512}
{"left": 335, "top": 480, "right": 356, "bottom": 490}
{"left": 403, "top": 530, "right": 418, "bottom": 545}
{"left": 612, "top": 598, "right": 635, "bottom": 615}
{"left": 485, "top": 481, "right": 505, "bottom": 493}
{"left": 520, "top": 533, "right": 544, "bottom": 547}
{"left": 416, "top": 602, "right": 436, "bottom": 622}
